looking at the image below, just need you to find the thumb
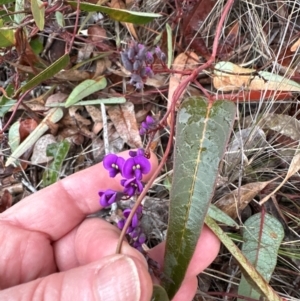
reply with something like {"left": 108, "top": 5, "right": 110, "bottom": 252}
{"left": 0, "top": 254, "right": 153, "bottom": 301}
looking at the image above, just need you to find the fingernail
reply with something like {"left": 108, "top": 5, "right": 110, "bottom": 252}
{"left": 95, "top": 255, "right": 141, "bottom": 301}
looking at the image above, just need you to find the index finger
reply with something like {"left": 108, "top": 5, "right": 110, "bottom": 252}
{"left": 0, "top": 151, "right": 158, "bottom": 241}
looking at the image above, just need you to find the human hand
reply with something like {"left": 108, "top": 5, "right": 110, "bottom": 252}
{"left": 0, "top": 150, "right": 220, "bottom": 301}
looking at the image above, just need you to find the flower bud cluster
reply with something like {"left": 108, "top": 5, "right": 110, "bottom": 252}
{"left": 121, "top": 41, "right": 166, "bottom": 89}
{"left": 99, "top": 149, "right": 151, "bottom": 251}
{"left": 139, "top": 115, "right": 156, "bottom": 135}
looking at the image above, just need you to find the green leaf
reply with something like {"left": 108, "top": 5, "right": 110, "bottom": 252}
{"left": 67, "top": 1, "right": 161, "bottom": 24}
{"left": 208, "top": 204, "right": 239, "bottom": 228}
{"left": 151, "top": 285, "right": 170, "bottom": 301}
{"left": 31, "top": 0, "right": 45, "bottom": 30}
{"left": 30, "top": 36, "right": 44, "bottom": 55}
{"left": 166, "top": 23, "right": 173, "bottom": 68}
{"left": 0, "top": 84, "right": 16, "bottom": 117}
{"left": 205, "top": 215, "right": 283, "bottom": 301}
{"left": 65, "top": 77, "right": 107, "bottom": 107}
{"left": 42, "top": 141, "right": 70, "bottom": 187}
{"left": 0, "top": 19, "right": 14, "bottom": 47}
{"left": 15, "top": 54, "right": 70, "bottom": 96}
{"left": 14, "top": 0, "right": 25, "bottom": 24}
{"left": 237, "top": 213, "right": 284, "bottom": 301}
{"left": 55, "top": 11, "right": 65, "bottom": 28}
{"left": 162, "top": 97, "right": 236, "bottom": 299}
{"left": 8, "top": 121, "right": 21, "bottom": 153}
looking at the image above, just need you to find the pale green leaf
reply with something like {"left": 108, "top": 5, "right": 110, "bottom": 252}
{"left": 238, "top": 213, "right": 284, "bottom": 301}
{"left": 65, "top": 77, "right": 107, "bottom": 107}
{"left": 8, "top": 121, "right": 21, "bottom": 153}
{"left": 31, "top": 0, "right": 45, "bottom": 30}
{"left": 67, "top": 1, "right": 161, "bottom": 24}
{"left": 205, "top": 215, "right": 283, "bottom": 301}
{"left": 208, "top": 204, "right": 239, "bottom": 228}
{"left": 14, "top": 0, "right": 25, "bottom": 24}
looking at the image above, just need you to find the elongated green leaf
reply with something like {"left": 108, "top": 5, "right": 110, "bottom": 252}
{"left": 163, "top": 98, "right": 236, "bottom": 298}
{"left": 205, "top": 215, "right": 283, "bottom": 301}
{"left": 152, "top": 285, "right": 170, "bottom": 301}
{"left": 65, "top": 77, "right": 107, "bottom": 107}
{"left": 15, "top": 54, "right": 70, "bottom": 96}
{"left": 67, "top": 1, "right": 161, "bottom": 24}
{"left": 31, "top": 0, "right": 45, "bottom": 30}
{"left": 0, "top": 19, "right": 14, "bottom": 47}
{"left": 238, "top": 213, "right": 284, "bottom": 301}
{"left": 42, "top": 140, "right": 70, "bottom": 187}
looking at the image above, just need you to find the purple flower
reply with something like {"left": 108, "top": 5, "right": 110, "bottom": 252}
{"left": 122, "top": 156, "right": 151, "bottom": 180}
{"left": 103, "top": 154, "right": 125, "bottom": 177}
{"left": 129, "top": 149, "right": 145, "bottom": 157}
{"left": 121, "top": 177, "right": 144, "bottom": 196}
{"left": 121, "top": 52, "right": 133, "bottom": 72}
{"left": 99, "top": 189, "right": 122, "bottom": 207}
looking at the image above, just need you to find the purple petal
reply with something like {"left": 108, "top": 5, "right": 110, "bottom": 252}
{"left": 117, "top": 219, "right": 125, "bottom": 229}
{"left": 146, "top": 115, "right": 155, "bottom": 125}
{"left": 138, "top": 233, "right": 146, "bottom": 244}
{"left": 122, "top": 158, "right": 135, "bottom": 179}
{"left": 131, "top": 213, "right": 139, "bottom": 228}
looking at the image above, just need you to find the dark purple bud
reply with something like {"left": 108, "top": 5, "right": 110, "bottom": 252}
{"left": 135, "top": 82, "right": 144, "bottom": 90}
{"left": 122, "top": 156, "right": 151, "bottom": 180}
{"left": 146, "top": 115, "right": 155, "bottom": 125}
{"left": 98, "top": 189, "right": 122, "bottom": 207}
{"left": 155, "top": 46, "right": 167, "bottom": 62}
{"left": 129, "top": 74, "right": 143, "bottom": 86}
{"left": 121, "top": 52, "right": 133, "bottom": 72}
{"left": 144, "top": 66, "right": 154, "bottom": 78}
{"left": 103, "top": 154, "right": 125, "bottom": 177}
{"left": 133, "top": 60, "right": 142, "bottom": 71}
{"left": 145, "top": 51, "right": 154, "bottom": 64}
{"left": 129, "top": 149, "right": 145, "bottom": 157}
{"left": 136, "top": 44, "right": 147, "bottom": 60}
{"left": 123, "top": 208, "right": 139, "bottom": 228}
{"left": 127, "top": 47, "right": 136, "bottom": 60}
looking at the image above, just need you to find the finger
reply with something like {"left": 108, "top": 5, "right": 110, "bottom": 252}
{"left": 0, "top": 223, "right": 56, "bottom": 289}
{"left": 0, "top": 255, "right": 153, "bottom": 301}
{"left": 0, "top": 151, "right": 158, "bottom": 241}
{"left": 148, "top": 226, "right": 220, "bottom": 301}
{"left": 54, "top": 218, "right": 147, "bottom": 271}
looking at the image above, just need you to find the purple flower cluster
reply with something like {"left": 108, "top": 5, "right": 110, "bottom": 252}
{"left": 99, "top": 149, "right": 151, "bottom": 251}
{"left": 121, "top": 41, "right": 166, "bottom": 89}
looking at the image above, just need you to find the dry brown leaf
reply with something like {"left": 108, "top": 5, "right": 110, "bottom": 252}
{"left": 93, "top": 57, "right": 112, "bottom": 78}
{"left": 214, "top": 61, "right": 300, "bottom": 92}
{"left": 167, "top": 51, "right": 199, "bottom": 124}
{"left": 19, "top": 119, "right": 38, "bottom": 142}
{"left": 107, "top": 102, "right": 142, "bottom": 148}
{"left": 31, "top": 134, "right": 56, "bottom": 164}
{"left": 290, "top": 37, "right": 300, "bottom": 52}
{"left": 0, "top": 190, "right": 13, "bottom": 213}
{"left": 110, "top": 0, "right": 138, "bottom": 40}
{"left": 260, "top": 152, "right": 300, "bottom": 205}
{"left": 68, "top": 107, "right": 92, "bottom": 126}
{"left": 45, "top": 92, "right": 68, "bottom": 107}
{"left": 85, "top": 105, "right": 103, "bottom": 134}
{"left": 88, "top": 25, "right": 107, "bottom": 43}
{"left": 215, "top": 181, "right": 274, "bottom": 219}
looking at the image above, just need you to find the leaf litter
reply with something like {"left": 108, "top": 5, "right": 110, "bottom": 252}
{"left": 1, "top": 0, "right": 300, "bottom": 300}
